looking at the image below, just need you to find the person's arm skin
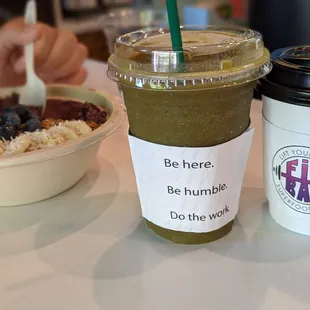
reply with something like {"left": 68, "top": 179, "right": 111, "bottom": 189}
{"left": 0, "top": 17, "right": 88, "bottom": 87}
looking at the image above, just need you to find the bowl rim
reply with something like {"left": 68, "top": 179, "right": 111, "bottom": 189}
{"left": 0, "top": 84, "right": 125, "bottom": 168}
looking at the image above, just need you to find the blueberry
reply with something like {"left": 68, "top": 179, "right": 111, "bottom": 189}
{"left": 0, "top": 125, "right": 17, "bottom": 140}
{"left": 23, "top": 118, "right": 42, "bottom": 132}
{"left": 1, "top": 112, "right": 21, "bottom": 128}
{"left": 4, "top": 105, "right": 33, "bottom": 123}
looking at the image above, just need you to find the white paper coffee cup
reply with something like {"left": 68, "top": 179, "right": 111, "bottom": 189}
{"left": 258, "top": 46, "right": 310, "bottom": 235}
{"left": 263, "top": 95, "right": 310, "bottom": 235}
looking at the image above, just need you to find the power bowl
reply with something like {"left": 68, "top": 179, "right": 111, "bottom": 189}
{"left": 0, "top": 85, "right": 124, "bottom": 206}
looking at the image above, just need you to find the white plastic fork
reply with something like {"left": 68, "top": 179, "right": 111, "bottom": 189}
{"left": 19, "top": 0, "right": 46, "bottom": 114}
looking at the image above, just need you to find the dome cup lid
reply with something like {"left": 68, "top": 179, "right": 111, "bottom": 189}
{"left": 108, "top": 25, "right": 271, "bottom": 89}
{"left": 257, "top": 46, "right": 310, "bottom": 106}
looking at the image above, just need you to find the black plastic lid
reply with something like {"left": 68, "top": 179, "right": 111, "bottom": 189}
{"left": 257, "top": 46, "right": 310, "bottom": 106}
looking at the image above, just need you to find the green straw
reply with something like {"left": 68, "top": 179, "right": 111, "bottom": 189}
{"left": 166, "top": 0, "right": 185, "bottom": 65}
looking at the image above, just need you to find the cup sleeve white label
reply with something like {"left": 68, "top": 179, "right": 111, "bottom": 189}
{"left": 129, "top": 128, "right": 254, "bottom": 233}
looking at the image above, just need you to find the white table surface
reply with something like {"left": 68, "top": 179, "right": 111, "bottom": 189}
{"left": 1, "top": 60, "right": 310, "bottom": 310}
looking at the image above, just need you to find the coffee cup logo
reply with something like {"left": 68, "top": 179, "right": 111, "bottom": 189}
{"left": 273, "top": 145, "right": 310, "bottom": 214}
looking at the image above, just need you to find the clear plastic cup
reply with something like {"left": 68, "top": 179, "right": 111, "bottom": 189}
{"left": 108, "top": 26, "right": 271, "bottom": 244}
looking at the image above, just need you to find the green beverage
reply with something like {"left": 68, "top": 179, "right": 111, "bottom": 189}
{"left": 108, "top": 26, "right": 271, "bottom": 244}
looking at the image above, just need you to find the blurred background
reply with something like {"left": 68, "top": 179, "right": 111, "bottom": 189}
{"left": 0, "top": 0, "right": 309, "bottom": 61}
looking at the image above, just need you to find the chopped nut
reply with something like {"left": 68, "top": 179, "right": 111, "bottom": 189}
{"left": 86, "top": 121, "right": 100, "bottom": 130}
{"left": 41, "top": 118, "right": 64, "bottom": 130}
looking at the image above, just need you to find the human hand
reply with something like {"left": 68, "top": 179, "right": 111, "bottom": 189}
{"left": 0, "top": 18, "right": 88, "bottom": 87}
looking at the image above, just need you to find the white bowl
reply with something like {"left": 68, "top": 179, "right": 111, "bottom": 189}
{"left": 0, "top": 85, "right": 124, "bottom": 206}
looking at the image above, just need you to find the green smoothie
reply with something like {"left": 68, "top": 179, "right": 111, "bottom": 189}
{"left": 108, "top": 26, "right": 271, "bottom": 244}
